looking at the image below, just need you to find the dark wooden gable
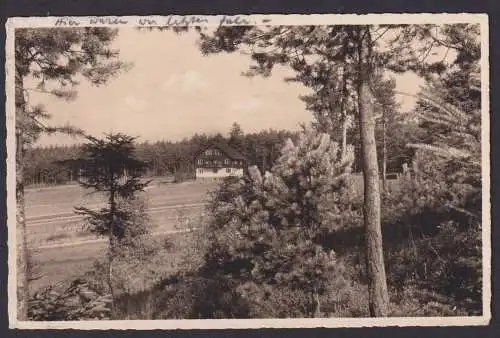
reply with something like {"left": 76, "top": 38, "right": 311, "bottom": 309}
{"left": 195, "top": 143, "right": 246, "bottom": 169}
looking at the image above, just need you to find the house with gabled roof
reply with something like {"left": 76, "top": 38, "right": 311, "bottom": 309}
{"left": 194, "top": 142, "right": 246, "bottom": 179}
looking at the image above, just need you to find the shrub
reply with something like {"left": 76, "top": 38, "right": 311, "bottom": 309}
{"left": 381, "top": 149, "right": 482, "bottom": 315}
{"left": 196, "top": 128, "right": 356, "bottom": 318}
{"left": 112, "top": 208, "right": 213, "bottom": 319}
{"left": 389, "top": 284, "right": 469, "bottom": 317}
{"left": 28, "top": 279, "right": 112, "bottom": 321}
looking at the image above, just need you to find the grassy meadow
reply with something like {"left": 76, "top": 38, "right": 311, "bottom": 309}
{"left": 27, "top": 179, "right": 219, "bottom": 293}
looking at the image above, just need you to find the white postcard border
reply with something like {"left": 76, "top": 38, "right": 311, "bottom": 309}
{"left": 5, "top": 13, "right": 491, "bottom": 329}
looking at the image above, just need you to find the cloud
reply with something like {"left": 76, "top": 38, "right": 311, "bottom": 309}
{"left": 124, "top": 96, "right": 147, "bottom": 112}
{"left": 229, "top": 98, "right": 263, "bottom": 112}
{"left": 161, "top": 70, "right": 207, "bottom": 93}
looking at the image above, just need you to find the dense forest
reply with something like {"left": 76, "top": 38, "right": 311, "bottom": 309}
{"left": 23, "top": 127, "right": 297, "bottom": 185}
{"left": 24, "top": 118, "right": 417, "bottom": 186}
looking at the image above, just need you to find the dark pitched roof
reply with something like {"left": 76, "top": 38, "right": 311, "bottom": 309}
{"left": 196, "top": 142, "right": 246, "bottom": 161}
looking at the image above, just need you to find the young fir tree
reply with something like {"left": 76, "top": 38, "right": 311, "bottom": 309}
{"left": 204, "top": 126, "right": 355, "bottom": 317}
{"left": 74, "top": 133, "right": 150, "bottom": 316}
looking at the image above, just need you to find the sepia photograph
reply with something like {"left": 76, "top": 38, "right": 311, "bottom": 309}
{"left": 5, "top": 14, "right": 490, "bottom": 329}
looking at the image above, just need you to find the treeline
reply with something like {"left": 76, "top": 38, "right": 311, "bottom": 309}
{"left": 23, "top": 128, "right": 300, "bottom": 186}
{"left": 24, "top": 145, "right": 82, "bottom": 186}
{"left": 24, "top": 119, "right": 420, "bottom": 187}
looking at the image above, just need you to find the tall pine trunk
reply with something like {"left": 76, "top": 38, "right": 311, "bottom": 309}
{"left": 15, "top": 74, "right": 29, "bottom": 320}
{"left": 108, "top": 186, "right": 117, "bottom": 318}
{"left": 356, "top": 26, "right": 389, "bottom": 317}
{"left": 312, "top": 290, "right": 321, "bottom": 318}
{"left": 382, "top": 111, "right": 388, "bottom": 193}
{"left": 341, "top": 116, "right": 348, "bottom": 158}
{"left": 340, "top": 60, "right": 349, "bottom": 158}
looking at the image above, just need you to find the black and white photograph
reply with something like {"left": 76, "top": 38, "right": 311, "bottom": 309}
{"left": 5, "top": 14, "right": 490, "bottom": 329}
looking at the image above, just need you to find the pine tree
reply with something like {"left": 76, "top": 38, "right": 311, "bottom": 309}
{"left": 205, "top": 127, "right": 354, "bottom": 317}
{"left": 371, "top": 75, "right": 401, "bottom": 192}
{"left": 186, "top": 23, "right": 479, "bottom": 316}
{"left": 409, "top": 79, "right": 481, "bottom": 218}
{"left": 406, "top": 23, "right": 481, "bottom": 203}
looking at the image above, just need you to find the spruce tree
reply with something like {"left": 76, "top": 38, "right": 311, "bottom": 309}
{"left": 74, "top": 133, "right": 150, "bottom": 316}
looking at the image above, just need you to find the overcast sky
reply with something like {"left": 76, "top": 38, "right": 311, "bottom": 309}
{"left": 32, "top": 28, "right": 424, "bottom": 147}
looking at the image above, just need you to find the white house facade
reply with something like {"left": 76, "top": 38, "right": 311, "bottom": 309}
{"left": 194, "top": 143, "right": 246, "bottom": 180}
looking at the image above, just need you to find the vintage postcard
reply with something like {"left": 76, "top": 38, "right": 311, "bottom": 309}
{"left": 5, "top": 13, "right": 490, "bottom": 329}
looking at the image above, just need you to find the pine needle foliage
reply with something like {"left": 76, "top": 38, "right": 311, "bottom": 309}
{"left": 202, "top": 127, "right": 355, "bottom": 317}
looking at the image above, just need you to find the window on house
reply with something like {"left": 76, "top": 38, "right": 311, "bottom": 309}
{"left": 224, "top": 159, "right": 230, "bottom": 165}
{"left": 197, "top": 159, "right": 203, "bottom": 165}
{"left": 226, "top": 168, "right": 231, "bottom": 173}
